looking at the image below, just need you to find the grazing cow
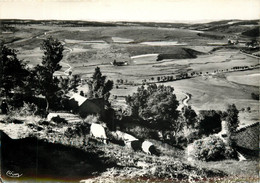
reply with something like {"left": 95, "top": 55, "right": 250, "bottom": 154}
{"left": 115, "top": 130, "right": 138, "bottom": 143}
{"left": 141, "top": 140, "right": 160, "bottom": 156}
{"left": 90, "top": 123, "right": 107, "bottom": 144}
{"left": 129, "top": 140, "right": 143, "bottom": 151}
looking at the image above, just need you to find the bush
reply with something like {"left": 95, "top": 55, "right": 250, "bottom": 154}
{"left": 65, "top": 122, "right": 90, "bottom": 138}
{"left": 127, "top": 125, "right": 159, "bottom": 140}
{"left": 191, "top": 135, "right": 237, "bottom": 161}
{"left": 251, "top": 92, "right": 259, "bottom": 100}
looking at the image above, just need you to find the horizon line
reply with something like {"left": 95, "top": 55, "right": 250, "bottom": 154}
{"left": 1, "top": 18, "right": 259, "bottom": 24}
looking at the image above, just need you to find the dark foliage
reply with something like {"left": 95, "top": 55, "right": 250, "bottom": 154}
{"left": 0, "top": 44, "right": 29, "bottom": 97}
{"left": 197, "top": 110, "right": 222, "bottom": 136}
{"left": 225, "top": 104, "right": 239, "bottom": 133}
{"left": 251, "top": 92, "right": 259, "bottom": 100}
{"left": 242, "top": 27, "right": 260, "bottom": 37}
{"left": 87, "top": 67, "right": 113, "bottom": 105}
{"left": 182, "top": 106, "right": 197, "bottom": 128}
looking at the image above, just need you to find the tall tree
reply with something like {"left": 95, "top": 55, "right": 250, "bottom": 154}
{"left": 197, "top": 110, "right": 222, "bottom": 135}
{"left": 69, "top": 74, "right": 81, "bottom": 93}
{"left": 0, "top": 44, "right": 28, "bottom": 97}
{"left": 225, "top": 104, "right": 239, "bottom": 133}
{"left": 181, "top": 106, "right": 197, "bottom": 128}
{"left": 34, "top": 37, "right": 64, "bottom": 112}
{"left": 126, "top": 84, "right": 180, "bottom": 134}
{"left": 87, "top": 67, "right": 113, "bottom": 104}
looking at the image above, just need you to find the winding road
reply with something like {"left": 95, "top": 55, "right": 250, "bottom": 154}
{"left": 175, "top": 91, "right": 190, "bottom": 110}
{"left": 54, "top": 46, "right": 73, "bottom": 76}
{"left": 182, "top": 92, "right": 190, "bottom": 107}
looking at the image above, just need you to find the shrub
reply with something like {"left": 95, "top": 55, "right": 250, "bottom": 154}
{"left": 127, "top": 125, "right": 159, "bottom": 140}
{"left": 8, "top": 102, "right": 37, "bottom": 117}
{"left": 191, "top": 135, "right": 237, "bottom": 161}
{"left": 251, "top": 92, "right": 259, "bottom": 100}
{"left": 65, "top": 122, "right": 90, "bottom": 138}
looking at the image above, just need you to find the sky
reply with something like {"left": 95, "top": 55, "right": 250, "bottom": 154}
{"left": 0, "top": 0, "right": 259, "bottom": 23}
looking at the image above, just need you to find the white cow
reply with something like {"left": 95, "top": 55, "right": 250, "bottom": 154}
{"left": 141, "top": 140, "right": 154, "bottom": 154}
{"left": 90, "top": 123, "right": 107, "bottom": 144}
{"left": 47, "top": 113, "right": 59, "bottom": 121}
{"left": 115, "top": 130, "right": 138, "bottom": 142}
{"left": 114, "top": 130, "right": 138, "bottom": 147}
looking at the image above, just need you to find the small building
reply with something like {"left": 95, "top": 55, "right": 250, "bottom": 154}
{"left": 219, "top": 121, "right": 259, "bottom": 157}
{"left": 69, "top": 93, "right": 105, "bottom": 118}
{"left": 111, "top": 60, "right": 128, "bottom": 66}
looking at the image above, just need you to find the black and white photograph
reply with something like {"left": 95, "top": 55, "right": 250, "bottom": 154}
{"left": 0, "top": 0, "right": 259, "bottom": 182}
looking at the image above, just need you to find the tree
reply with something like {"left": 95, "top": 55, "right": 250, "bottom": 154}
{"left": 0, "top": 44, "right": 29, "bottom": 97}
{"left": 87, "top": 67, "right": 113, "bottom": 104}
{"left": 197, "top": 110, "right": 222, "bottom": 135}
{"left": 225, "top": 104, "right": 239, "bottom": 133}
{"left": 126, "top": 84, "right": 180, "bottom": 135}
{"left": 182, "top": 106, "right": 197, "bottom": 128}
{"left": 69, "top": 74, "right": 80, "bottom": 93}
{"left": 33, "top": 37, "right": 64, "bottom": 112}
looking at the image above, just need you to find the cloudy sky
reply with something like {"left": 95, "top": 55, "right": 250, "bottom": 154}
{"left": 0, "top": 0, "right": 259, "bottom": 22}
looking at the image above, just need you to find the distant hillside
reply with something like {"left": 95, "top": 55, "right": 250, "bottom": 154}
{"left": 188, "top": 20, "right": 259, "bottom": 34}
{"left": 0, "top": 19, "right": 118, "bottom": 27}
{"left": 242, "top": 27, "right": 260, "bottom": 37}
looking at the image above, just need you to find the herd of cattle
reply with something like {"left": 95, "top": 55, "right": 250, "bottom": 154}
{"left": 47, "top": 113, "right": 160, "bottom": 156}
{"left": 90, "top": 123, "right": 160, "bottom": 156}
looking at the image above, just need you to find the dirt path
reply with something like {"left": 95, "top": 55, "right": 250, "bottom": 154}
{"left": 182, "top": 92, "right": 190, "bottom": 107}
{"left": 53, "top": 46, "right": 73, "bottom": 76}
{"left": 175, "top": 91, "right": 190, "bottom": 110}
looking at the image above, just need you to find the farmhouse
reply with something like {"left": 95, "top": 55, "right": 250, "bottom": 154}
{"left": 69, "top": 93, "right": 105, "bottom": 118}
{"left": 111, "top": 60, "right": 128, "bottom": 66}
{"left": 219, "top": 121, "right": 259, "bottom": 156}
